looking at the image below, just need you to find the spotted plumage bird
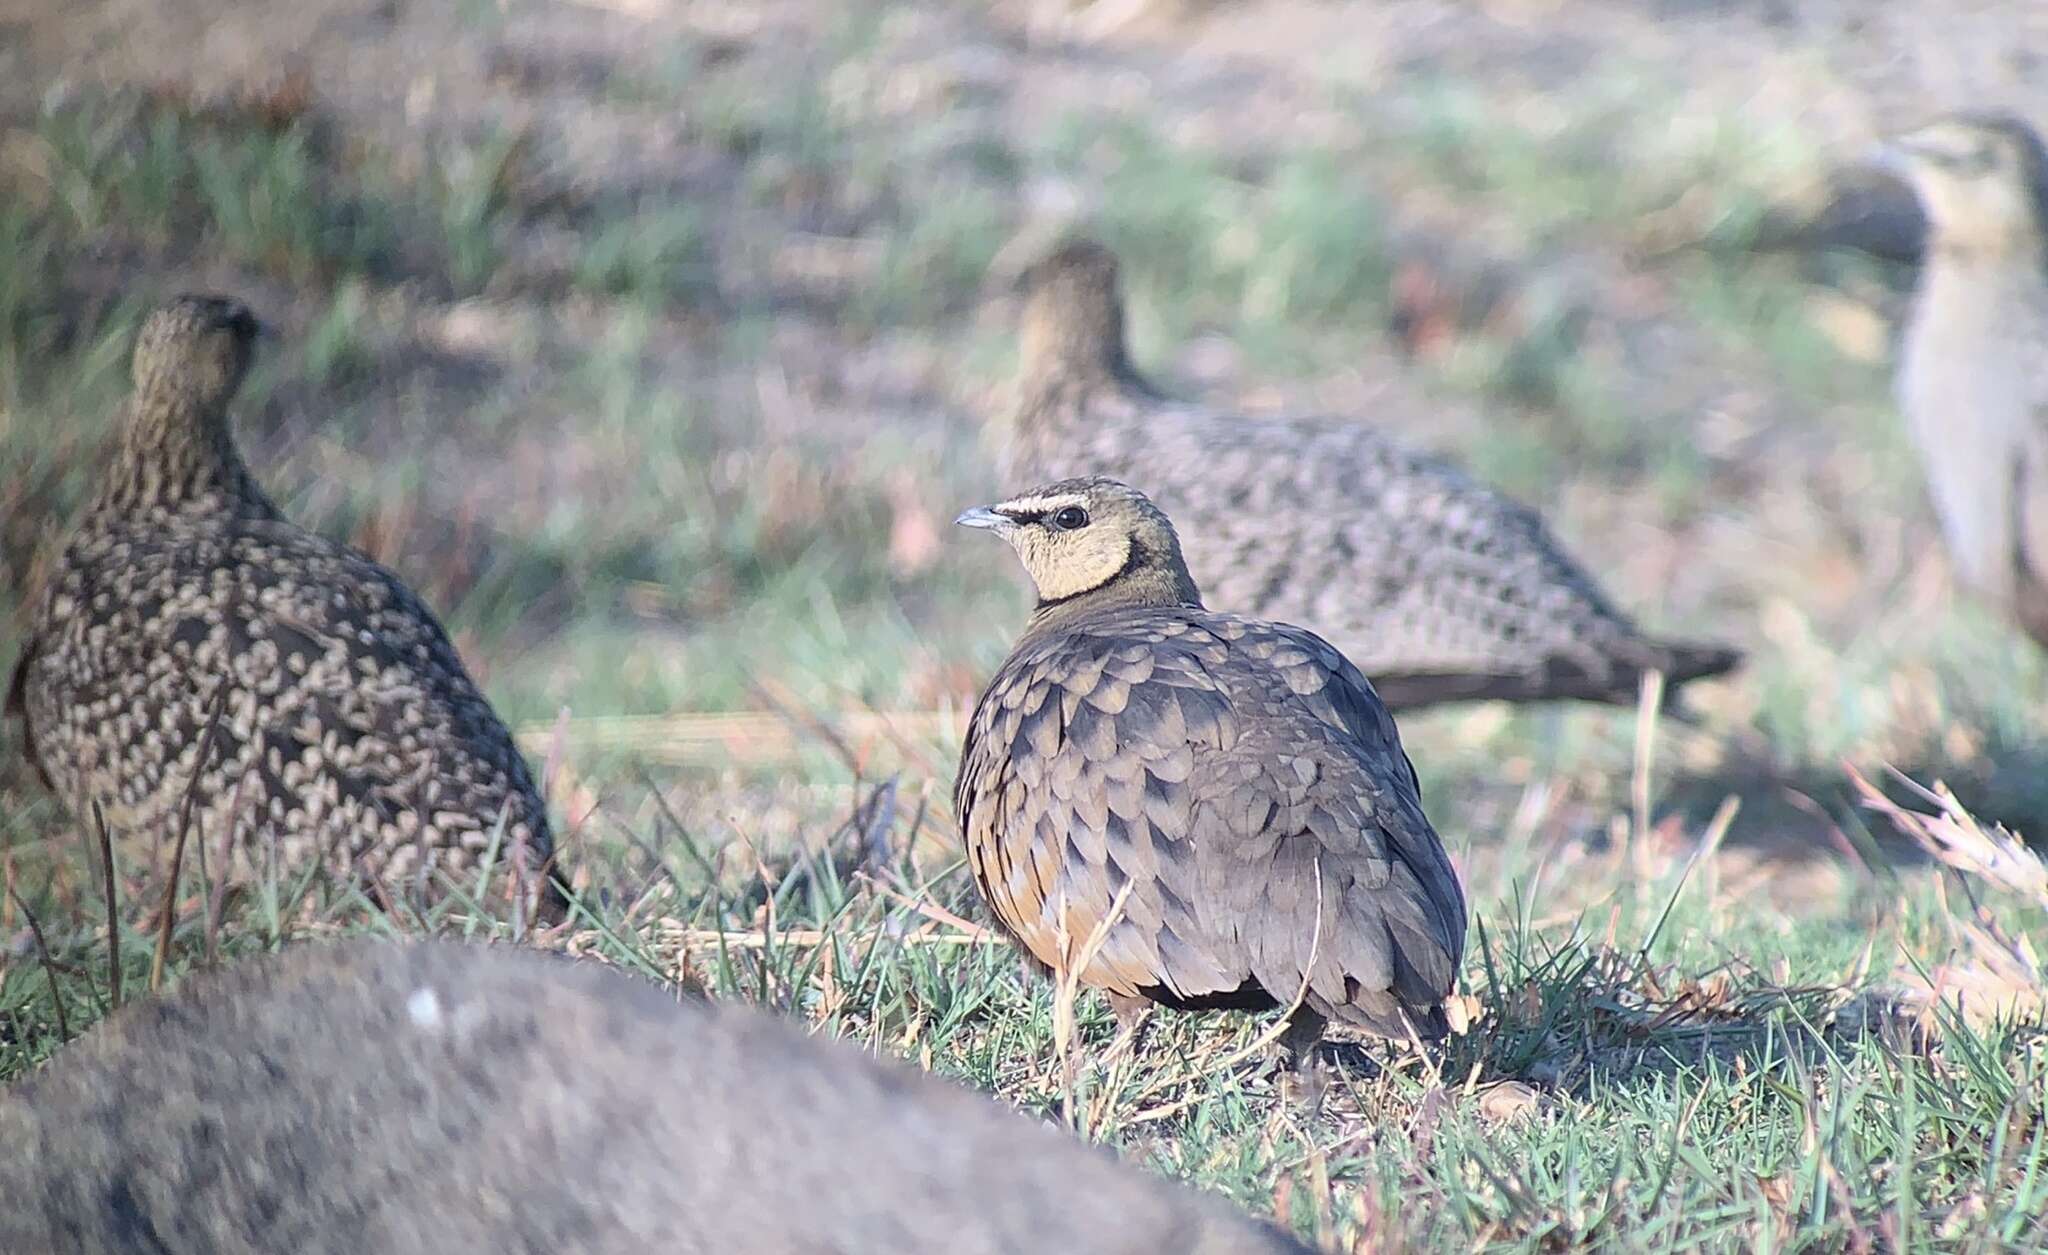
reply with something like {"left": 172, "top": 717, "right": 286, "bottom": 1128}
{"left": 954, "top": 477, "right": 1466, "bottom": 1061}
{"left": 1876, "top": 112, "right": 2048, "bottom": 648}
{"left": 5, "top": 295, "right": 560, "bottom": 918}
{"left": 998, "top": 238, "right": 1741, "bottom": 711}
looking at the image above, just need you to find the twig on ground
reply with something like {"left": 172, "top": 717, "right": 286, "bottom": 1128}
{"left": 11, "top": 884, "right": 70, "bottom": 1040}
{"left": 92, "top": 802, "right": 119, "bottom": 1011}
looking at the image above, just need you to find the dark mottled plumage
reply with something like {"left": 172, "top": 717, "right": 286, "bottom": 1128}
{"left": 1878, "top": 113, "right": 2048, "bottom": 648}
{"left": 0, "top": 940, "right": 1308, "bottom": 1255}
{"left": 6, "top": 296, "right": 558, "bottom": 916}
{"left": 954, "top": 477, "right": 1466, "bottom": 1054}
{"left": 998, "top": 238, "right": 1741, "bottom": 711}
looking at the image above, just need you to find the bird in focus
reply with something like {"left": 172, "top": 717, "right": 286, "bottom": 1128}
{"left": 997, "top": 237, "right": 1741, "bottom": 712}
{"left": 0, "top": 939, "right": 1309, "bottom": 1255}
{"left": 1875, "top": 112, "right": 2048, "bottom": 648}
{"left": 5, "top": 295, "right": 561, "bottom": 920}
{"left": 953, "top": 476, "right": 1467, "bottom": 1068}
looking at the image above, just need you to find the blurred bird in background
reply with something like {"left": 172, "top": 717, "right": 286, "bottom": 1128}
{"left": 1877, "top": 112, "right": 2048, "bottom": 649}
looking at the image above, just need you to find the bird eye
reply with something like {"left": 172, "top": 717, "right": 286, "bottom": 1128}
{"left": 1050, "top": 505, "right": 1090, "bottom": 531}
{"left": 1934, "top": 142, "right": 2000, "bottom": 177}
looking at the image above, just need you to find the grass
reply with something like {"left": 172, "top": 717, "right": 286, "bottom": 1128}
{"left": 425, "top": 125, "right": 527, "bottom": 295}
{"left": 573, "top": 204, "right": 714, "bottom": 306}
{"left": 1045, "top": 118, "right": 1394, "bottom": 369}
{"left": 855, "top": 181, "right": 1012, "bottom": 325}
{"left": 22, "top": 95, "right": 401, "bottom": 281}
{"left": 5, "top": 6, "right": 2048, "bottom": 1250}
{"left": 4, "top": 726, "right": 2045, "bottom": 1250}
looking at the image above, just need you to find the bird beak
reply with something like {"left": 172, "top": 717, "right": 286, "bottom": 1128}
{"left": 954, "top": 506, "right": 1009, "bottom": 532}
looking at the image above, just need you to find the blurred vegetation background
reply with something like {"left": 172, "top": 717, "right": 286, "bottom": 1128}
{"left": 7, "top": 0, "right": 2045, "bottom": 848}
{"left": 4, "top": 1, "right": 2048, "bottom": 1248}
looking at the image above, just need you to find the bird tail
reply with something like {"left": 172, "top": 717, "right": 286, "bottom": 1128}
{"left": 1370, "top": 636, "right": 1743, "bottom": 715}
{"left": 1655, "top": 639, "right": 1744, "bottom": 687}
{"left": 1642, "top": 639, "right": 1744, "bottom": 725}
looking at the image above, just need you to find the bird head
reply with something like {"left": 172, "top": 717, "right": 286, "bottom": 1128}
{"left": 1014, "top": 237, "right": 1133, "bottom": 384}
{"left": 131, "top": 294, "right": 265, "bottom": 412}
{"left": 956, "top": 475, "right": 1201, "bottom": 610}
{"left": 1872, "top": 113, "right": 2048, "bottom": 259}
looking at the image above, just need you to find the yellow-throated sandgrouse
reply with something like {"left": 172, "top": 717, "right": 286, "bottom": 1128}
{"left": 954, "top": 476, "right": 1467, "bottom": 1062}
{"left": 6, "top": 295, "right": 560, "bottom": 917}
{"left": 998, "top": 238, "right": 1741, "bottom": 711}
{"left": 1878, "top": 112, "right": 2048, "bottom": 648}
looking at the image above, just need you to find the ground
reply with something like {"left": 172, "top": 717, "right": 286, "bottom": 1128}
{"left": 2, "top": 0, "right": 2047, "bottom": 1249}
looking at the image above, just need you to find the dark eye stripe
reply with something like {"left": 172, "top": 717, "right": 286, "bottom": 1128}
{"left": 997, "top": 503, "right": 1085, "bottom": 526}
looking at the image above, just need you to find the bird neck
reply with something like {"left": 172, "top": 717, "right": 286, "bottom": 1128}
{"left": 1911, "top": 244, "right": 2048, "bottom": 359}
{"left": 1023, "top": 543, "right": 1203, "bottom": 638}
{"left": 1007, "top": 355, "right": 1161, "bottom": 465}
{"left": 90, "top": 394, "right": 281, "bottom": 521}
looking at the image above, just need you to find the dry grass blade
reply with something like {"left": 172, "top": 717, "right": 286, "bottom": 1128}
{"left": 1217, "top": 864, "right": 1326, "bottom": 1074}
{"left": 751, "top": 678, "right": 863, "bottom": 777}
{"left": 1629, "top": 668, "right": 1666, "bottom": 884}
{"left": 472, "top": 803, "right": 512, "bottom": 930}
{"left": 1053, "top": 877, "right": 1138, "bottom": 1132}
{"left": 1305, "top": 1139, "right": 1334, "bottom": 1249}
{"left": 1633, "top": 793, "right": 1741, "bottom": 971}
{"left": 672, "top": 927, "right": 993, "bottom": 949}
{"left": 864, "top": 878, "right": 996, "bottom": 940}
{"left": 1850, "top": 762, "right": 2048, "bottom": 1028}
{"left": 152, "top": 683, "right": 230, "bottom": 993}
{"left": 1849, "top": 764, "right": 2048, "bottom": 905}
{"left": 540, "top": 704, "right": 573, "bottom": 800}
{"left": 10, "top": 884, "right": 70, "bottom": 1041}
{"left": 92, "top": 801, "right": 120, "bottom": 1011}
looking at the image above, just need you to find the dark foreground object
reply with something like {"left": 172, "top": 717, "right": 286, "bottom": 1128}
{"left": 0, "top": 940, "right": 1307, "bottom": 1255}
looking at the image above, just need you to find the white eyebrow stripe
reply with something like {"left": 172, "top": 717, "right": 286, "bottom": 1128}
{"left": 997, "top": 493, "right": 1087, "bottom": 516}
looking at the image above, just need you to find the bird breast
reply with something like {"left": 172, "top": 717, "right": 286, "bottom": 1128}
{"left": 1899, "top": 265, "right": 2048, "bottom": 603}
